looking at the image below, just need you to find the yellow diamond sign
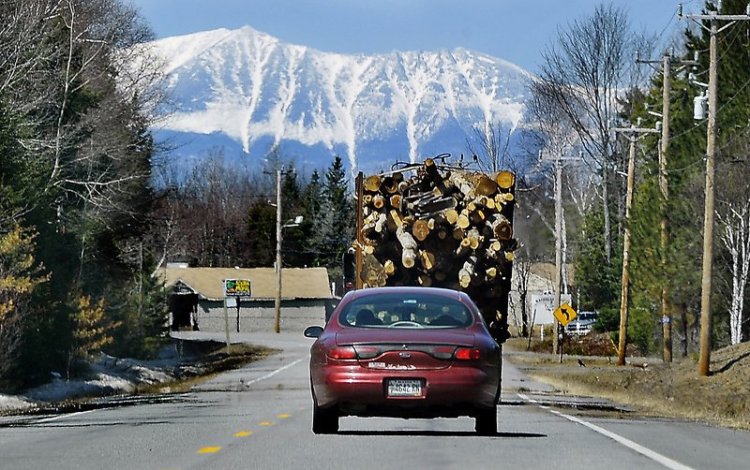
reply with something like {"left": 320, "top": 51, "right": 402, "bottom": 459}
{"left": 553, "top": 303, "right": 577, "bottom": 326}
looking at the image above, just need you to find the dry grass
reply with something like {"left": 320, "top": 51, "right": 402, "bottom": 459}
{"left": 505, "top": 337, "right": 750, "bottom": 430}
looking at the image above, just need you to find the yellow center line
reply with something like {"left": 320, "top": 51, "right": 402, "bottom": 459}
{"left": 259, "top": 421, "right": 274, "bottom": 427}
{"left": 277, "top": 413, "right": 291, "bottom": 419}
{"left": 234, "top": 431, "right": 253, "bottom": 437}
{"left": 197, "top": 446, "right": 222, "bottom": 454}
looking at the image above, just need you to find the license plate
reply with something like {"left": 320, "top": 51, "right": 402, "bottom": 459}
{"left": 387, "top": 379, "right": 422, "bottom": 397}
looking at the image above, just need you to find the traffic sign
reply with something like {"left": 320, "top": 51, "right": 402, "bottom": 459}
{"left": 224, "top": 278, "right": 251, "bottom": 297}
{"left": 553, "top": 303, "right": 577, "bottom": 326}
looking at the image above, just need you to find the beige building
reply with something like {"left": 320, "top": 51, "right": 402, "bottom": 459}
{"left": 155, "top": 264, "right": 334, "bottom": 333}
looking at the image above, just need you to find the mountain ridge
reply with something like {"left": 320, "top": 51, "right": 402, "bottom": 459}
{"left": 143, "top": 25, "right": 534, "bottom": 173}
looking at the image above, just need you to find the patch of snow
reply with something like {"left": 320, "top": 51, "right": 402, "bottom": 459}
{"left": 0, "top": 393, "right": 35, "bottom": 412}
{"left": 1, "top": 350, "right": 183, "bottom": 413}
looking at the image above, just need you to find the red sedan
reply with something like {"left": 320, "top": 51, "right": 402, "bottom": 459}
{"left": 304, "top": 286, "right": 501, "bottom": 435}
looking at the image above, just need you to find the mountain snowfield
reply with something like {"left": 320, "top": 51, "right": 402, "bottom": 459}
{"left": 144, "top": 25, "right": 533, "bottom": 173}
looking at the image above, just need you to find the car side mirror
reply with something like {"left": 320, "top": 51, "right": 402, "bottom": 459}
{"left": 304, "top": 326, "right": 324, "bottom": 338}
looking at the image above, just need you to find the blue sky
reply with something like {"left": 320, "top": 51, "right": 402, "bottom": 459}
{"left": 130, "top": 0, "right": 693, "bottom": 72}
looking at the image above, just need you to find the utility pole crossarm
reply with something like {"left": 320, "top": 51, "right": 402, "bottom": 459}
{"left": 610, "top": 126, "right": 660, "bottom": 136}
{"left": 684, "top": 13, "right": 749, "bottom": 21}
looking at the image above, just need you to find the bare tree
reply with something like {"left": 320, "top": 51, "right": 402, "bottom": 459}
{"left": 524, "top": 76, "right": 580, "bottom": 278}
{"left": 513, "top": 250, "right": 533, "bottom": 337}
{"left": 149, "top": 150, "right": 264, "bottom": 268}
{"left": 466, "top": 124, "right": 513, "bottom": 173}
{"left": 0, "top": 0, "right": 163, "bottom": 225}
{"left": 716, "top": 143, "right": 750, "bottom": 345}
{"left": 530, "top": 3, "right": 650, "bottom": 263}
{"left": 718, "top": 201, "right": 750, "bottom": 345}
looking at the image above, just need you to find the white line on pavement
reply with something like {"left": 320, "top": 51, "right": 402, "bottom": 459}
{"left": 37, "top": 409, "right": 96, "bottom": 423}
{"left": 34, "top": 359, "right": 306, "bottom": 424}
{"left": 517, "top": 393, "right": 538, "bottom": 404}
{"left": 244, "top": 357, "right": 306, "bottom": 387}
{"left": 517, "top": 393, "right": 694, "bottom": 470}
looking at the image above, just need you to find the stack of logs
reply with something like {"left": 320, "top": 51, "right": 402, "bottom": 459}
{"left": 355, "top": 157, "right": 518, "bottom": 335}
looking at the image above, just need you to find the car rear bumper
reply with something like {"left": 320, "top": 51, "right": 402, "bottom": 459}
{"left": 313, "top": 364, "right": 499, "bottom": 416}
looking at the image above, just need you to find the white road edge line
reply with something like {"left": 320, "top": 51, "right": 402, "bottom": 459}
{"left": 517, "top": 393, "right": 693, "bottom": 470}
{"left": 37, "top": 409, "right": 96, "bottom": 423}
{"left": 36, "top": 359, "right": 306, "bottom": 423}
{"left": 244, "top": 357, "right": 306, "bottom": 386}
{"left": 517, "top": 393, "right": 538, "bottom": 404}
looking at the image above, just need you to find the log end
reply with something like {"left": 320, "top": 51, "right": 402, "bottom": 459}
{"left": 402, "top": 250, "right": 417, "bottom": 269}
{"left": 495, "top": 170, "right": 515, "bottom": 190}
{"left": 364, "top": 175, "right": 382, "bottom": 192}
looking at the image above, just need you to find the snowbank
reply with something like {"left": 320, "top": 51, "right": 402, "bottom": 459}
{"left": 0, "top": 346, "right": 190, "bottom": 414}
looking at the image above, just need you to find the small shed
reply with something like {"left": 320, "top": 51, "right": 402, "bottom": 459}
{"left": 156, "top": 265, "right": 334, "bottom": 333}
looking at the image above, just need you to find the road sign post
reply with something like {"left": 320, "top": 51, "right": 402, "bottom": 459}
{"left": 553, "top": 303, "right": 577, "bottom": 363}
{"left": 223, "top": 279, "right": 252, "bottom": 347}
{"left": 223, "top": 298, "right": 230, "bottom": 349}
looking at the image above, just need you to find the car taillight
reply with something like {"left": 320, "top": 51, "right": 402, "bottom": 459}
{"left": 327, "top": 346, "right": 357, "bottom": 360}
{"left": 454, "top": 348, "right": 481, "bottom": 360}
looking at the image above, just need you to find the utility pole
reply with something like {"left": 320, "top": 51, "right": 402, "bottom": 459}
{"left": 637, "top": 51, "right": 699, "bottom": 364}
{"left": 543, "top": 150, "right": 580, "bottom": 355}
{"left": 274, "top": 167, "right": 283, "bottom": 334}
{"left": 553, "top": 156, "right": 563, "bottom": 356}
{"left": 659, "top": 55, "right": 673, "bottom": 364}
{"left": 680, "top": 2, "right": 750, "bottom": 376}
{"left": 266, "top": 166, "right": 303, "bottom": 334}
{"left": 611, "top": 124, "right": 658, "bottom": 366}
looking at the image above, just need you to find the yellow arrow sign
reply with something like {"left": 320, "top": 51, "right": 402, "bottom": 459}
{"left": 553, "top": 303, "right": 577, "bottom": 326}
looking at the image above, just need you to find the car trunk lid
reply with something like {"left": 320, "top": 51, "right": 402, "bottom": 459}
{"left": 336, "top": 329, "right": 476, "bottom": 370}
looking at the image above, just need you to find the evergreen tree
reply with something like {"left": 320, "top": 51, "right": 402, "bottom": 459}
{"left": 575, "top": 209, "right": 621, "bottom": 310}
{"left": 623, "top": 0, "right": 750, "bottom": 354}
{"left": 0, "top": 226, "right": 48, "bottom": 390}
{"left": 316, "top": 157, "right": 354, "bottom": 274}
{"left": 0, "top": 0, "right": 163, "bottom": 385}
{"left": 109, "top": 268, "right": 169, "bottom": 360}
{"left": 279, "top": 165, "right": 308, "bottom": 267}
{"left": 297, "top": 170, "right": 324, "bottom": 266}
{"left": 246, "top": 201, "right": 276, "bottom": 267}
{"left": 67, "top": 295, "right": 121, "bottom": 378}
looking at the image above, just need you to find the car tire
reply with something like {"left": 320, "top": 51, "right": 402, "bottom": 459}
{"left": 475, "top": 406, "right": 497, "bottom": 436}
{"left": 312, "top": 401, "right": 339, "bottom": 434}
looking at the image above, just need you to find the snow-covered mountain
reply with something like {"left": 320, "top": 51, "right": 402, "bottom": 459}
{"left": 144, "top": 26, "right": 533, "bottom": 174}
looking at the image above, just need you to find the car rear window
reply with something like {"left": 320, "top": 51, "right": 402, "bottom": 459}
{"left": 340, "top": 292, "right": 474, "bottom": 329}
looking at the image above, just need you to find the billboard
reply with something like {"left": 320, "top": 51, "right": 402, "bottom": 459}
{"left": 223, "top": 279, "right": 252, "bottom": 297}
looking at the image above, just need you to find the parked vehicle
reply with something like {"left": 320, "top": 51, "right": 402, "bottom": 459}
{"left": 565, "top": 311, "right": 598, "bottom": 335}
{"left": 304, "top": 286, "right": 502, "bottom": 435}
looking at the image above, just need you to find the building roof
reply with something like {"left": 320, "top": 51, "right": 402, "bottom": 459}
{"left": 155, "top": 267, "right": 332, "bottom": 301}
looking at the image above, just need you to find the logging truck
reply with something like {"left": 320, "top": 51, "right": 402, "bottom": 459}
{"left": 344, "top": 156, "right": 518, "bottom": 344}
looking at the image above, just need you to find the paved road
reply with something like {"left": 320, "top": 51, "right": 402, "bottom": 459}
{"left": 1, "top": 331, "right": 748, "bottom": 470}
